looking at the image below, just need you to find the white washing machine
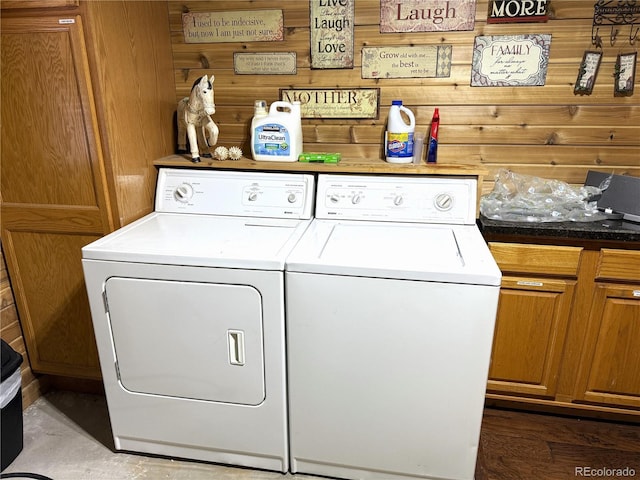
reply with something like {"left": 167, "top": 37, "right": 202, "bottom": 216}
{"left": 285, "top": 174, "right": 502, "bottom": 480}
{"left": 82, "top": 168, "right": 314, "bottom": 472}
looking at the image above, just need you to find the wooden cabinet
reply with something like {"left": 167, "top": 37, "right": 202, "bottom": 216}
{"left": 0, "top": 2, "right": 176, "bottom": 379}
{"left": 486, "top": 242, "right": 640, "bottom": 417}
{"left": 574, "top": 249, "right": 640, "bottom": 409}
{"left": 487, "top": 243, "right": 581, "bottom": 398}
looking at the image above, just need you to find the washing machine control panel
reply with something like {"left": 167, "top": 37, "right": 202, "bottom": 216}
{"left": 155, "top": 169, "right": 315, "bottom": 219}
{"left": 316, "top": 174, "right": 477, "bottom": 224}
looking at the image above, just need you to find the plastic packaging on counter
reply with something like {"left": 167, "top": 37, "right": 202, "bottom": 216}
{"left": 480, "top": 169, "right": 608, "bottom": 222}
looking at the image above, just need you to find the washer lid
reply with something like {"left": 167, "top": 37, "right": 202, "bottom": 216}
{"left": 82, "top": 212, "right": 312, "bottom": 269}
{"left": 286, "top": 220, "right": 501, "bottom": 286}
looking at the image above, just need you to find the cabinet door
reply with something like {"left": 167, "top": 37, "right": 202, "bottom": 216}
{"left": 1, "top": 16, "right": 112, "bottom": 378}
{"left": 574, "top": 284, "right": 640, "bottom": 409}
{"left": 487, "top": 277, "right": 576, "bottom": 398}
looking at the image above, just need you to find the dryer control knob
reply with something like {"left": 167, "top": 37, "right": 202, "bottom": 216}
{"left": 287, "top": 193, "right": 298, "bottom": 203}
{"left": 393, "top": 195, "right": 404, "bottom": 206}
{"left": 352, "top": 194, "right": 362, "bottom": 204}
{"left": 174, "top": 183, "right": 194, "bottom": 203}
{"left": 435, "top": 193, "right": 453, "bottom": 211}
{"left": 248, "top": 192, "right": 258, "bottom": 202}
{"left": 329, "top": 194, "right": 340, "bottom": 204}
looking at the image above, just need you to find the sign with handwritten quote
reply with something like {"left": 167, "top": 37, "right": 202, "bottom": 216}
{"left": 183, "top": 10, "right": 283, "bottom": 43}
{"left": 471, "top": 34, "right": 551, "bottom": 86}
{"left": 380, "top": 0, "right": 476, "bottom": 32}
{"left": 310, "top": 0, "right": 354, "bottom": 68}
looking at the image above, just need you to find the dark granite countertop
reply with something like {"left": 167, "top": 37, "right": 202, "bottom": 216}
{"left": 478, "top": 215, "right": 640, "bottom": 246}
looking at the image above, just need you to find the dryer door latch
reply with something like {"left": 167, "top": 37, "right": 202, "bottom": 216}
{"left": 227, "top": 330, "right": 246, "bottom": 366}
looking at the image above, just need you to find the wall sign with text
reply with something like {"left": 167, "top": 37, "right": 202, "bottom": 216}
{"left": 487, "top": 0, "right": 549, "bottom": 23}
{"left": 574, "top": 51, "right": 602, "bottom": 96}
{"left": 380, "top": 0, "right": 477, "bottom": 32}
{"left": 471, "top": 34, "right": 552, "bottom": 87}
{"left": 362, "top": 45, "right": 452, "bottom": 79}
{"left": 233, "top": 52, "right": 296, "bottom": 75}
{"left": 280, "top": 88, "right": 379, "bottom": 119}
{"left": 182, "top": 10, "right": 283, "bottom": 43}
{"left": 310, "top": 0, "right": 354, "bottom": 69}
{"left": 614, "top": 52, "right": 636, "bottom": 97}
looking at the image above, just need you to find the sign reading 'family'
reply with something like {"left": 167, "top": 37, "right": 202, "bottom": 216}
{"left": 471, "top": 34, "right": 552, "bottom": 87}
{"left": 310, "top": 0, "right": 355, "bottom": 69}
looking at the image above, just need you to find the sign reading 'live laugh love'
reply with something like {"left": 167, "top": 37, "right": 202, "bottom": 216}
{"left": 310, "top": 0, "right": 355, "bottom": 69}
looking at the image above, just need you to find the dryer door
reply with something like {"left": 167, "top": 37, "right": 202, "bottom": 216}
{"left": 104, "top": 277, "right": 265, "bottom": 405}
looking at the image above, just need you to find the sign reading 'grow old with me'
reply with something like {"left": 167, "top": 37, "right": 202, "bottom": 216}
{"left": 362, "top": 45, "right": 453, "bottom": 79}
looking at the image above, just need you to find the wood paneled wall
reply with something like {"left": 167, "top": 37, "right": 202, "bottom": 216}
{"left": 169, "top": 0, "right": 639, "bottom": 192}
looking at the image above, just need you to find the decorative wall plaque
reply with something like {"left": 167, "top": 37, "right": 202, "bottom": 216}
{"left": 310, "top": 0, "right": 354, "bottom": 69}
{"left": 361, "top": 45, "right": 452, "bottom": 79}
{"left": 574, "top": 51, "right": 602, "bottom": 95}
{"left": 487, "top": 0, "right": 549, "bottom": 23}
{"left": 280, "top": 88, "right": 379, "bottom": 119}
{"left": 182, "top": 10, "right": 283, "bottom": 43}
{"left": 380, "top": 0, "right": 476, "bottom": 33}
{"left": 234, "top": 52, "right": 296, "bottom": 75}
{"left": 471, "top": 34, "right": 552, "bottom": 87}
{"left": 614, "top": 52, "right": 637, "bottom": 96}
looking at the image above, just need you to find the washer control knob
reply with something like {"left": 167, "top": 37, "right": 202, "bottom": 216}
{"left": 174, "top": 183, "right": 193, "bottom": 203}
{"left": 435, "top": 193, "right": 453, "bottom": 211}
{"left": 288, "top": 193, "right": 297, "bottom": 203}
{"left": 329, "top": 194, "right": 340, "bottom": 204}
{"left": 248, "top": 191, "right": 258, "bottom": 202}
{"left": 352, "top": 194, "right": 362, "bottom": 205}
{"left": 393, "top": 195, "right": 404, "bottom": 206}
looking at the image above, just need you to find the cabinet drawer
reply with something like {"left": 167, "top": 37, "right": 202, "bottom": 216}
{"left": 596, "top": 249, "right": 640, "bottom": 282}
{"left": 489, "top": 243, "right": 582, "bottom": 277}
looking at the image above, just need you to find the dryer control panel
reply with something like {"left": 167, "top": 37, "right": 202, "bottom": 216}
{"left": 155, "top": 168, "right": 315, "bottom": 219}
{"left": 316, "top": 174, "right": 476, "bottom": 224}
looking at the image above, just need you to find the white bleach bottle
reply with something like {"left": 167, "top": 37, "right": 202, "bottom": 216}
{"left": 385, "top": 100, "right": 415, "bottom": 164}
{"left": 251, "top": 100, "right": 303, "bottom": 162}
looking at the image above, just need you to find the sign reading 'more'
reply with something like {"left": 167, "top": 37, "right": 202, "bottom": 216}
{"left": 487, "top": 0, "right": 549, "bottom": 23}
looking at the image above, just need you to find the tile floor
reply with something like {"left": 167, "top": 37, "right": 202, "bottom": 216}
{"left": 2, "top": 391, "right": 313, "bottom": 480}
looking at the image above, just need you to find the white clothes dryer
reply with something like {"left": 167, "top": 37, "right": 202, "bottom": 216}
{"left": 285, "top": 174, "right": 502, "bottom": 480}
{"left": 82, "top": 168, "right": 314, "bottom": 472}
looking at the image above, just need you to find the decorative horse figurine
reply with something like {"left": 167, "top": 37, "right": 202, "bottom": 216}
{"left": 177, "top": 75, "right": 219, "bottom": 163}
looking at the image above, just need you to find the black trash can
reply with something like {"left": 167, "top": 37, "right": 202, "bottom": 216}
{"left": 1, "top": 339, "right": 24, "bottom": 471}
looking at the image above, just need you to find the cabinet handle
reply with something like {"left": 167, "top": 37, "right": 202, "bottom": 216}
{"left": 227, "top": 330, "right": 245, "bottom": 366}
{"left": 517, "top": 280, "right": 544, "bottom": 287}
